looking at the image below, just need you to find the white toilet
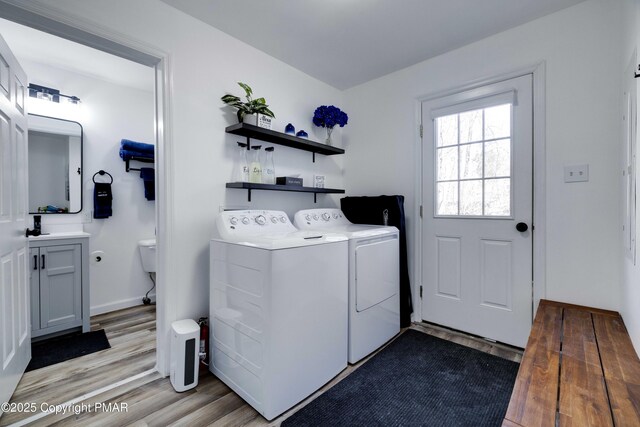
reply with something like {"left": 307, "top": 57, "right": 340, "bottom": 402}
{"left": 138, "top": 239, "right": 156, "bottom": 273}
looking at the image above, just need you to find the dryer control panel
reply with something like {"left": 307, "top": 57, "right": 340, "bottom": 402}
{"left": 215, "top": 210, "right": 296, "bottom": 240}
{"left": 294, "top": 208, "right": 350, "bottom": 228}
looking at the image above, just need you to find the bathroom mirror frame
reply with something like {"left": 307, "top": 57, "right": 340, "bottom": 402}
{"left": 28, "top": 113, "right": 84, "bottom": 214}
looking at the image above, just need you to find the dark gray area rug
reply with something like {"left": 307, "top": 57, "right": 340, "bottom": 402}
{"left": 282, "top": 329, "right": 519, "bottom": 427}
{"left": 27, "top": 329, "right": 110, "bottom": 372}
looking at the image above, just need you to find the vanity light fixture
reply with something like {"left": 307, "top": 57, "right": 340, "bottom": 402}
{"left": 28, "top": 83, "right": 81, "bottom": 104}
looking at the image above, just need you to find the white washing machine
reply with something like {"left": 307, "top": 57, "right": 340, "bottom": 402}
{"left": 294, "top": 208, "right": 400, "bottom": 364}
{"left": 210, "top": 210, "right": 348, "bottom": 420}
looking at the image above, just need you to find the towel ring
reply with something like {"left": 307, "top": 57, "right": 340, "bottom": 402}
{"left": 92, "top": 170, "right": 113, "bottom": 184}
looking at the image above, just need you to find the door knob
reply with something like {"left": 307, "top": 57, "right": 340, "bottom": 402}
{"left": 516, "top": 222, "right": 529, "bottom": 232}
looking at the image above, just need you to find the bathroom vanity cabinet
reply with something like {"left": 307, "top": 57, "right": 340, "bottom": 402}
{"left": 29, "top": 234, "right": 90, "bottom": 338}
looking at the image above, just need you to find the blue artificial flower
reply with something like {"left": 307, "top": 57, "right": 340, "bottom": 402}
{"left": 313, "top": 105, "right": 349, "bottom": 129}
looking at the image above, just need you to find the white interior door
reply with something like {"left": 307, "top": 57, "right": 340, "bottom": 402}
{"left": 421, "top": 75, "right": 533, "bottom": 348}
{"left": 0, "top": 34, "right": 30, "bottom": 408}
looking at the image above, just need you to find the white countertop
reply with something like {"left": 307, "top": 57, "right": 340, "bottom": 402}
{"left": 28, "top": 231, "right": 91, "bottom": 241}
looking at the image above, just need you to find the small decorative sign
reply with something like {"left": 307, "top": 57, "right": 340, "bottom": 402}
{"left": 313, "top": 175, "right": 325, "bottom": 189}
{"left": 258, "top": 114, "right": 272, "bottom": 130}
{"left": 276, "top": 176, "right": 303, "bottom": 186}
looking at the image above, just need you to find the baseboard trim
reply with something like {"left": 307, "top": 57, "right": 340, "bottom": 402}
{"left": 90, "top": 295, "right": 156, "bottom": 316}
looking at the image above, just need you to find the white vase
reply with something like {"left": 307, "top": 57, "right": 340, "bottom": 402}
{"left": 325, "top": 127, "right": 334, "bottom": 146}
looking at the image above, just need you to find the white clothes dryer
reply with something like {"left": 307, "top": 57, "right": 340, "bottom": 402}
{"left": 210, "top": 210, "right": 348, "bottom": 420}
{"left": 294, "top": 208, "right": 400, "bottom": 364}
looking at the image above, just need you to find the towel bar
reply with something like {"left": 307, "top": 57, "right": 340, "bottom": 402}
{"left": 125, "top": 157, "right": 154, "bottom": 172}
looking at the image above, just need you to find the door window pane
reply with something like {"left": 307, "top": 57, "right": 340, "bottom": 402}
{"left": 437, "top": 114, "right": 458, "bottom": 147}
{"left": 459, "top": 143, "right": 483, "bottom": 180}
{"left": 484, "top": 139, "right": 510, "bottom": 178}
{"left": 437, "top": 182, "right": 458, "bottom": 215}
{"left": 484, "top": 104, "right": 510, "bottom": 139}
{"left": 459, "top": 109, "right": 482, "bottom": 143}
{"left": 484, "top": 179, "right": 511, "bottom": 216}
{"left": 434, "top": 103, "right": 512, "bottom": 217}
{"left": 437, "top": 147, "right": 458, "bottom": 181}
{"left": 460, "top": 180, "right": 483, "bottom": 215}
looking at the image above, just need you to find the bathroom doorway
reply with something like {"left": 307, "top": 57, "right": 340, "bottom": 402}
{"left": 0, "top": 11, "right": 168, "bottom": 423}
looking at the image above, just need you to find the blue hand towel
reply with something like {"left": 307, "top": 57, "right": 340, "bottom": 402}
{"left": 120, "top": 139, "right": 154, "bottom": 154}
{"left": 140, "top": 167, "right": 155, "bottom": 201}
{"left": 119, "top": 148, "right": 155, "bottom": 161}
{"left": 94, "top": 182, "right": 113, "bottom": 218}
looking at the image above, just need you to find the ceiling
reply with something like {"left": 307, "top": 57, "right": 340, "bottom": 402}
{"left": 0, "top": 18, "right": 154, "bottom": 92}
{"left": 160, "top": 0, "right": 586, "bottom": 90}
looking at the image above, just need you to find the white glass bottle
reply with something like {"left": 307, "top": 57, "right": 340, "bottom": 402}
{"left": 233, "top": 142, "right": 249, "bottom": 182}
{"left": 249, "top": 145, "right": 262, "bottom": 183}
{"left": 262, "top": 147, "right": 275, "bottom": 184}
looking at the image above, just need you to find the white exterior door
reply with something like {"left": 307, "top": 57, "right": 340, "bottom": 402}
{"left": 0, "top": 34, "right": 30, "bottom": 408}
{"left": 421, "top": 75, "right": 533, "bottom": 347}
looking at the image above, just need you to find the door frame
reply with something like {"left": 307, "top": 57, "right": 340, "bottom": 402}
{"left": 0, "top": 0, "right": 175, "bottom": 376}
{"left": 413, "top": 63, "right": 546, "bottom": 325}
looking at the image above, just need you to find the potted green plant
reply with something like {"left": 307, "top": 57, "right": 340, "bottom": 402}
{"left": 221, "top": 82, "right": 276, "bottom": 125}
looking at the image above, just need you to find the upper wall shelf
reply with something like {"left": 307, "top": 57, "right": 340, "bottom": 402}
{"left": 226, "top": 182, "right": 345, "bottom": 203}
{"left": 225, "top": 123, "right": 345, "bottom": 159}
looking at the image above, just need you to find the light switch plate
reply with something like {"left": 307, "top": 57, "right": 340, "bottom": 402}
{"left": 564, "top": 164, "right": 589, "bottom": 183}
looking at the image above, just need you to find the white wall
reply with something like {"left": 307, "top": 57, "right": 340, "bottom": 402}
{"left": 19, "top": 0, "right": 346, "bottom": 371}
{"left": 621, "top": 0, "right": 640, "bottom": 354}
{"left": 344, "top": 0, "right": 623, "bottom": 313}
{"left": 23, "top": 58, "right": 157, "bottom": 315}
{"left": 26, "top": 0, "right": 630, "bottom": 361}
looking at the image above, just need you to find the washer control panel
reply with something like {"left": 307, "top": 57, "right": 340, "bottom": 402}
{"left": 294, "top": 209, "right": 351, "bottom": 229}
{"left": 216, "top": 210, "right": 296, "bottom": 240}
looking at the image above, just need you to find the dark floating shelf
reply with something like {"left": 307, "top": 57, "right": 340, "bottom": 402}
{"left": 226, "top": 182, "right": 345, "bottom": 203}
{"left": 225, "top": 123, "right": 345, "bottom": 157}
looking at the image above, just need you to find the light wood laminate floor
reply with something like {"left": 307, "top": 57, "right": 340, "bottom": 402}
{"left": 1, "top": 304, "right": 156, "bottom": 426}
{"left": 2, "top": 311, "right": 522, "bottom": 426}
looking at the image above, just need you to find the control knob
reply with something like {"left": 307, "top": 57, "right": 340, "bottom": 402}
{"left": 312, "top": 214, "right": 319, "bottom": 220}
{"left": 305, "top": 214, "right": 311, "bottom": 221}
{"left": 241, "top": 217, "right": 250, "bottom": 225}
{"left": 255, "top": 215, "right": 266, "bottom": 225}
{"left": 322, "top": 213, "right": 330, "bottom": 221}
{"left": 279, "top": 215, "right": 287, "bottom": 223}
{"left": 229, "top": 217, "right": 238, "bottom": 225}
{"left": 270, "top": 216, "right": 278, "bottom": 224}
{"left": 333, "top": 213, "right": 339, "bottom": 219}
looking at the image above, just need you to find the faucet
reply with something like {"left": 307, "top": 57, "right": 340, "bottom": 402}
{"left": 26, "top": 215, "right": 42, "bottom": 237}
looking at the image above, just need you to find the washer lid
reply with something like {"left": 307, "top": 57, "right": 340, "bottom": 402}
{"left": 212, "top": 230, "right": 347, "bottom": 249}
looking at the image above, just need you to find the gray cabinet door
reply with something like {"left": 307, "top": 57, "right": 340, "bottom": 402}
{"left": 29, "top": 248, "right": 40, "bottom": 332}
{"left": 39, "top": 244, "right": 82, "bottom": 329}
